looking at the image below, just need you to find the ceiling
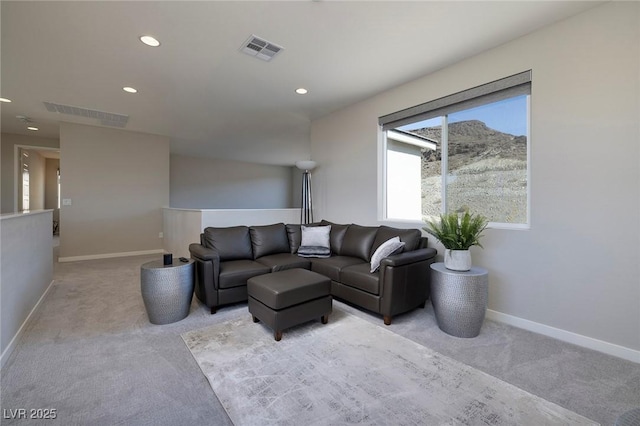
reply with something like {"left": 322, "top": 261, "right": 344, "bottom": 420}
{"left": 1, "top": 1, "right": 603, "bottom": 166}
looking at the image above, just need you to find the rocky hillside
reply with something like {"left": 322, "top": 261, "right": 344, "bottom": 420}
{"left": 411, "top": 120, "right": 528, "bottom": 223}
{"left": 412, "top": 120, "right": 527, "bottom": 176}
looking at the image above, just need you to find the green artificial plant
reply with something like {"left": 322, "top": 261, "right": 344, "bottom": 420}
{"left": 423, "top": 209, "right": 489, "bottom": 250}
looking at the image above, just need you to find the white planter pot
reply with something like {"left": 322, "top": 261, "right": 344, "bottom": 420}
{"left": 444, "top": 249, "right": 471, "bottom": 271}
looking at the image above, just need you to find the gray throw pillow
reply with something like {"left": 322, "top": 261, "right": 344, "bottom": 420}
{"left": 297, "top": 246, "right": 331, "bottom": 258}
{"left": 300, "top": 225, "right": 331, "bottom": 248}
{"left": 370, "top": 237, "right": 405, "bottom": 273}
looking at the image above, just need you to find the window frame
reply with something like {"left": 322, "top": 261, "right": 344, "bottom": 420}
{"left": 378, "top": 72, "right": 532, "bottom": 230}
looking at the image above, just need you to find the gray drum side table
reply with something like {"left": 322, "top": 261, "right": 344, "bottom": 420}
{"left": 140, "top": 259, "right": 194, "bottom": 325}
{"left": 430, "top": 262, "right": 488, "bottom": 338}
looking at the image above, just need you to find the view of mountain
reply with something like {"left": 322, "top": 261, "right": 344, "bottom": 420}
{"left": 409, "top": 119, "right": 528, "bottom": 222}
{"left": 413, "top": 120, "right": 527, "bottom": 176}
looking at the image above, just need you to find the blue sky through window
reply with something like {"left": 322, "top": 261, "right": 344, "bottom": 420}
{"left": 398, "top": 95, "right": 528, "bottom": 136}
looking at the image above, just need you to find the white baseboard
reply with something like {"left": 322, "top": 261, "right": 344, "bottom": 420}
{"left": 1, "top": 280, "right": 55, "bottom": 369}
{"left": 58, "top": 249, "right": 164, "bottom": 263}
{"left": 486, "top": 309, "right": 640, "bottom": 364}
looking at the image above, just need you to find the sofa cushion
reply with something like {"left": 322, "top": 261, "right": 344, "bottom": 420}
{"left": 310, "top": 256, "right": 364, "bottom": 282}
{"left": 320, "top": 220, "right": 349, "bottom": 255}
{"left": 255, "top": 253, "right": 311, "bottom": 272}
{"left": 249, "top": 223, "right": 290, "bottom": 259}
{"left": 369, "top": 237, "right": 405, "bottom": 273}
{"left": 370, "top": 226, "right": 422, "bottom": 256}
{"left": 340, "top": 225, "right": 379, "bottom": 261}
{"left": 204, "top": 226, "right": 253, "bottom": 261}
{"left": 340, "top": 263, "right": 380, "bottom": 296}
{"left": 218, "top": 260, "right": 270, "bottom": 289}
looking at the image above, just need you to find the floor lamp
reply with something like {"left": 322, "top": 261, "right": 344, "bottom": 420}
{"left": 295, "top": 160, "right": 317, "bottom": 225}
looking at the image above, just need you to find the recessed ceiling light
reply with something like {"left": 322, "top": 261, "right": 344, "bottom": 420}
{"left": 140, "top": 35, "right": 160, "bottom": 47}
{"left": 123, "top": 87, "right": 138, "bottom": 93}
{"left": 295, "top": 88, "right": 308, "bottom": 95}
{"left": 0, "top": 97, "right": 11, "bottom": 103}
{"left": 27, "top": 126, "right": 39, "bottom": 131}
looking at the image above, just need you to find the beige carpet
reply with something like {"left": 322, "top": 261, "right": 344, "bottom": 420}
{"left": 183, "top": 307, "right": 599, "bottom": 426}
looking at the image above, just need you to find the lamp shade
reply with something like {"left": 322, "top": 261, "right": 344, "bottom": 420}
{"left": 295, "top": 160, "right": 317, "bottom": 171}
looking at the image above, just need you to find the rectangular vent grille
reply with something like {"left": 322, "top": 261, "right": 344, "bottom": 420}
{"left": 43, "top": 101, "right": 129, "bottom": 128}
{"left": 240, "top": 35, "right": 283, "bottom": 62}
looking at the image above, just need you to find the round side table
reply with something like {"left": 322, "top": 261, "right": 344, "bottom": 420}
{"left": 430, "top": 262, "right": 488, "bottom": 338}
{"left": 140, "top": 259, "right": 194, "bottom": 325}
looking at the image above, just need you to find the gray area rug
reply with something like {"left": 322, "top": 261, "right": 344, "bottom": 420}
{"left": 183, "top": 308, "right": 598, "bottom": 425}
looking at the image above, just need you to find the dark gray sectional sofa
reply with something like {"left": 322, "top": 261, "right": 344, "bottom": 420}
{"left": 188, "top": 220, "right": 437, "bottom": 325}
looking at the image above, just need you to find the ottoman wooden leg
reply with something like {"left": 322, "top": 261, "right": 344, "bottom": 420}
{"left": 274, "top": 330, "right": 282, "bottom": 341}
{"left": 321, "top": 314, "right": 329, "bottom": 324}
{"left": 252, "top": 315, "right": 260, "bottom": 323}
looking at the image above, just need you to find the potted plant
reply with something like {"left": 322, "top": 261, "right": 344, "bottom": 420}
{"left": 423, "top": 209, "right": 488, "bottom": 271}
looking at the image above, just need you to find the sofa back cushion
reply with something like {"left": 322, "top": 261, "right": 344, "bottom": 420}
{"left": 285, "top": 224, "right": 301, "bottom": 254}
{"left": 203, "top": 226, "right": 253, "bottom": 261}
{"left": 320, "top": 220, "right": 349, "bottom": 255}
{"left": 340, "top": 225, "right": 379, "bottom": 261}
{"left": 249, "top": 223, "right": 290, "bottom": 259}
{"left": 370, "top": 226, "right": 422, "bottom": 257}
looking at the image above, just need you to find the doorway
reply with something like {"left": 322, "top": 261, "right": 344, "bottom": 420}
{"left": 14, "top": 146, "right": 61, "bottom": 237}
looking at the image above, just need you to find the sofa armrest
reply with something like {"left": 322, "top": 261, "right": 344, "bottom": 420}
{"left": 189, "top": 243, "right": 219, "bottom": 262}
{"left": 380, "top": 247, "right": 437, "bottom": 268}
{"left": 189, "top": 243, "right": 221, "bottom": 309}
{"left": 378, "top": 248, "right": 437, "bottom": 320}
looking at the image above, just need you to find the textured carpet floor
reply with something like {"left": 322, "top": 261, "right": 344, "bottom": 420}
{"left": 1, "top": 253, "right": 638, "bottom": 425}
{"left": 183, "top": 308, "right": 597, "bottom": 425}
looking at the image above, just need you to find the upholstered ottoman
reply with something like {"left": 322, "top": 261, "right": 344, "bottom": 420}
{"left": 247, "top": 268, "right": 332, "bottom": 341}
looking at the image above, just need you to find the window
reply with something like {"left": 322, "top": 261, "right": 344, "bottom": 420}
{"left": 380, "top": 71, "right": 531, "bottom": 227}
{"left": 20, "top": 149, "right": 30, "bottom": 211}
{"left": 57, "top": 168, "right": 61, "bottom": 209}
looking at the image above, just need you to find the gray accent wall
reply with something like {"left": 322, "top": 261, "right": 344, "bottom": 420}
{"left": 309, "top": 2, "right": 640, "bottom": 353}
{"left": 59, "top": 123, "right": 169, "bottom": 259}
{"left": 28, "top": 149, "right": 46, "bottom": 211}
{"left": 170, "top": 154, "right": 294, "bottom": 209}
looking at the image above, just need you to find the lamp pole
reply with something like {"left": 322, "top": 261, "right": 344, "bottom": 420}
{"left": 295, "top": 160, "right": 317, "bottom": 225}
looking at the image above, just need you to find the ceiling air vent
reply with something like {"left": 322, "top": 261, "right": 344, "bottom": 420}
{"left": 240, "top": 35, "right": 283, "bottom": 62}
{"left": 43, "top": 101, "right": 129, "bottom": 128}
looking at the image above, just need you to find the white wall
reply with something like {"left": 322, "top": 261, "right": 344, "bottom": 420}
{"left": 1, "top": 210, "right": 53, "bottom": 367}
{"left": 386, "top": 140, "right": 422, "bottom": 221}
{"left": 59, "top": 123, "right": 169, "bottom": 260}
{"left": 163, "top": 208, "right": 300, "bottom": 258}
{"left": 310, "top": 2, "right": 639, "bottom": 358}
{"left": 170, "top": 154, "right": 294, "bottom": 209}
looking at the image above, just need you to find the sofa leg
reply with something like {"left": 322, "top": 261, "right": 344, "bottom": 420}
{"left": 274, "top": 330, "right": 282, "bottom": 341}
{"left": 252, "top": 315, "right": 260, "bottom": 323}
{"left": 420, "top": 301, "right": 426, "bottom": 308}
{"left": 383, "top": 315, "right": 392, "bottom": 326}
{"left": 321, "top": 314, "right": 329, "bottom": 324}
{"left": 210, "top": 306, "right": 217, "bottom": 315}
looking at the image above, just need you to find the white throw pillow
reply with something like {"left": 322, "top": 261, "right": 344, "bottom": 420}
{"left": 370, "top": 237, "right": 405, "bottom": 273}
{"left": 301, "top": 225, "right": 331, "bottom": 249}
